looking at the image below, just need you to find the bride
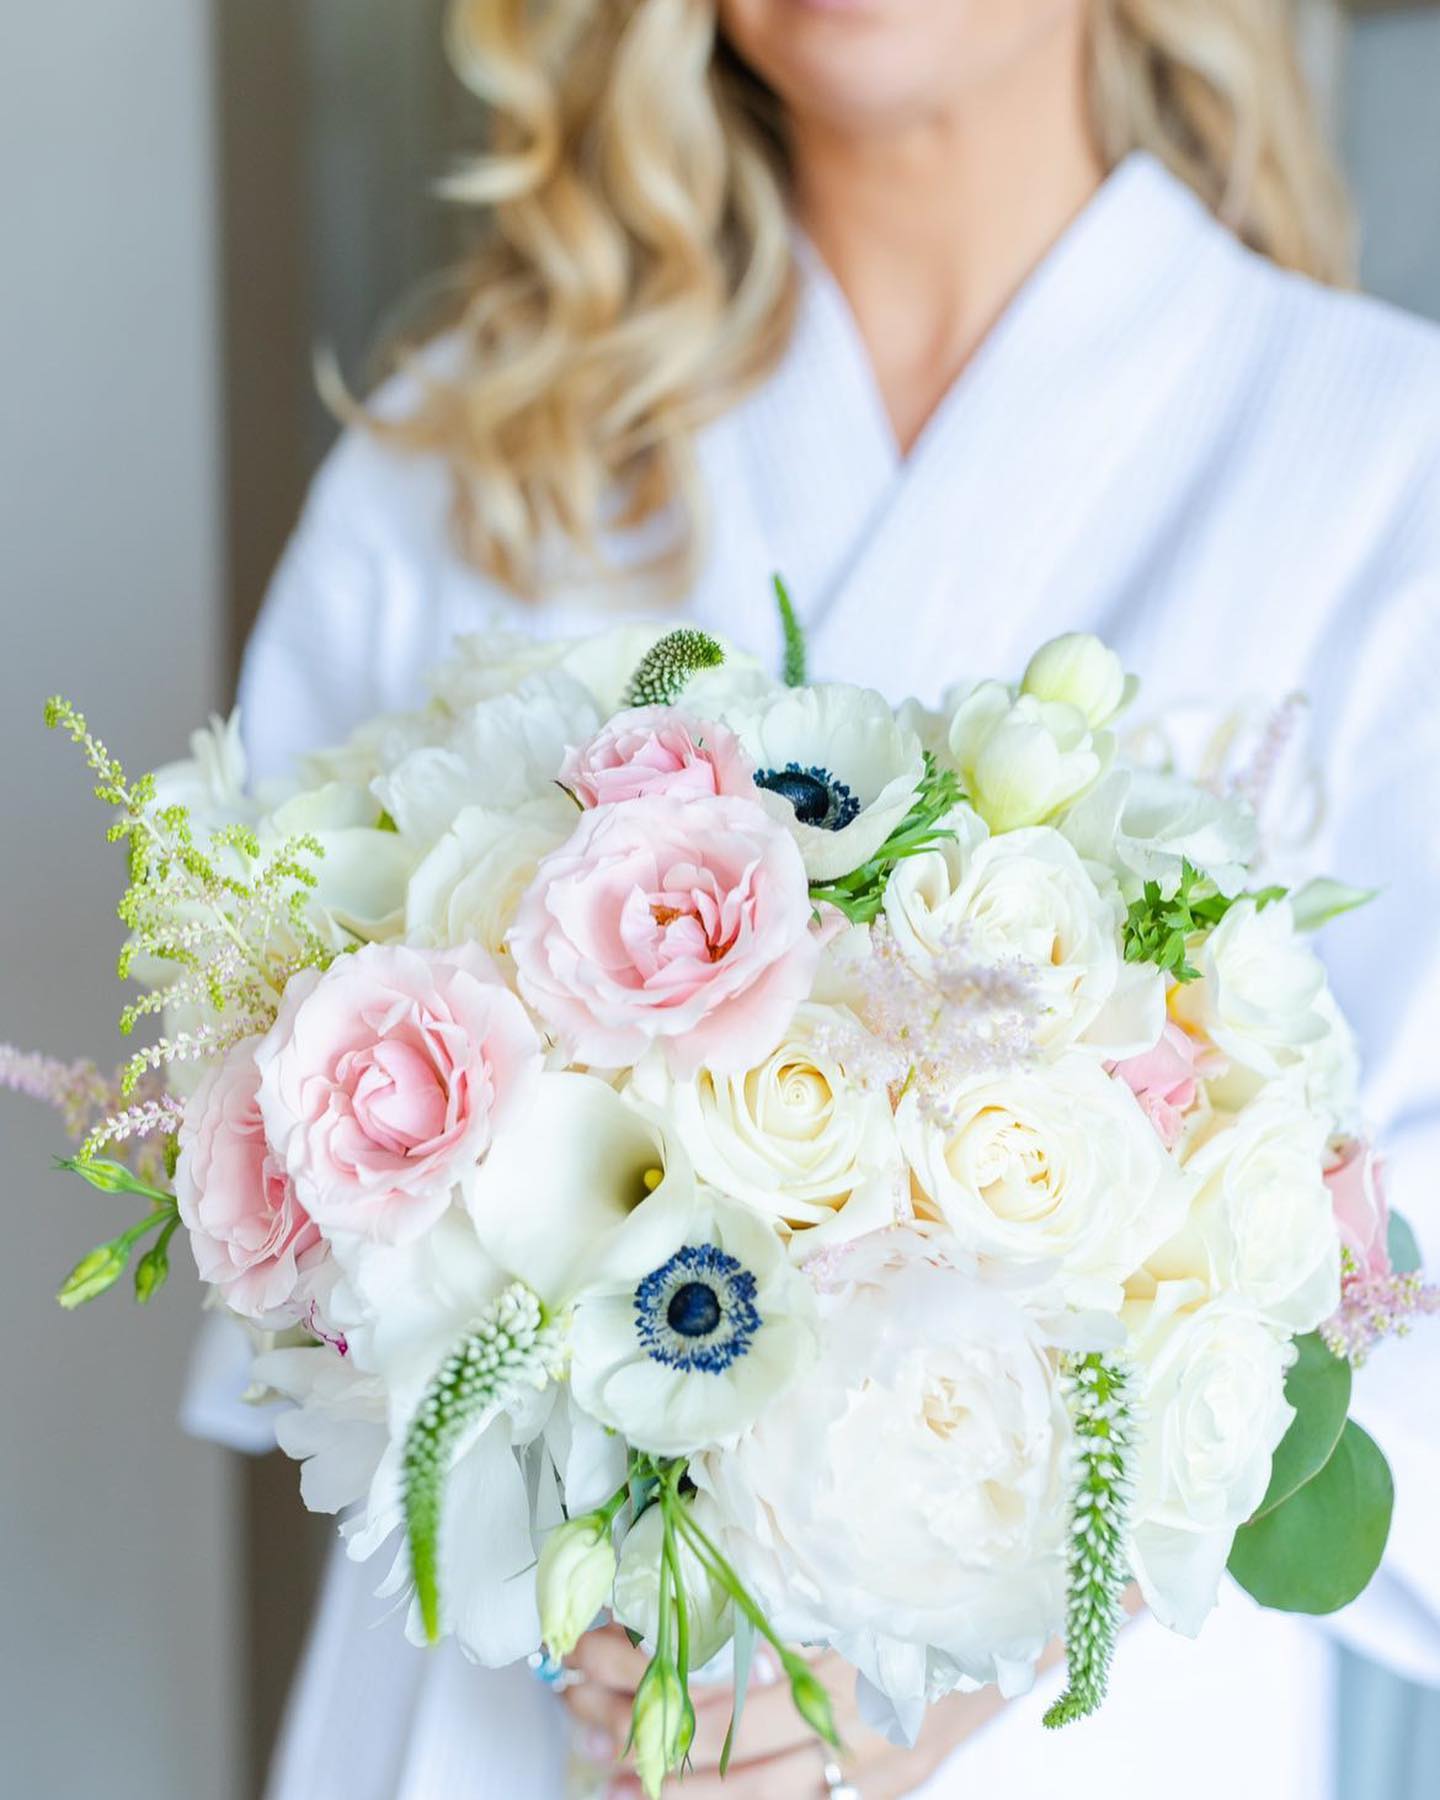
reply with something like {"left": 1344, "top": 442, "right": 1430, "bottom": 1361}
{"left": 206, "top": 2, "right": 1440, "bottom": 1795}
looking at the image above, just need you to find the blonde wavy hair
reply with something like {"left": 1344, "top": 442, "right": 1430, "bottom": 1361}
{"left": 374, "top": 0, "right": 1351, "bottom": 598}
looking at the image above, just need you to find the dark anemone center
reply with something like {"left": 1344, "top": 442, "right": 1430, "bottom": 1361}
{"left": 666, "top": 1280, "right": 722, "bottom": 1338}
{"left": 754, "top": 762, "right": 860, "bottom": 831}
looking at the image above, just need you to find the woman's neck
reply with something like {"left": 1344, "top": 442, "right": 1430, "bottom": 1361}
{"left": 790, "top": 28, "right": 1103, "bottom": 455}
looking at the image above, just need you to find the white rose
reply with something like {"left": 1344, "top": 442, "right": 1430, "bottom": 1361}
{"left": 944, "top": 680, "right": 1109, "bottom": 834}
{"left": 1152, "top": 1086, "right": 1340, "bottom": 1333}
{"left": 1170, "top": 897, "right": 1329, "bottom": 1084}
{"left": 1123, "top": 1281, "right": 1294, "bottom": 1635}
{"left": 883, "top": 805, "right": 1163, "bottom": 1060}
{"left": 899, "top": 1053, "right": 1190, "bottom": 1311}
{"left": 405, "top": 794, "right": 577, "bottom": 968}
{"left": 693, "top": 1229, "right": 1069, "bottom": 1745}
{"left": 1020, "top": 633, "right": 1135, "bottom": 729}
{"left": 1060, "top": 766, "right": 1257, "bottom": 901}
{"left": 730, "top": 683, "right": 926, "bottom": 882}
{"left": 626, "top": 1003, "right": 904, "bottom": 1260}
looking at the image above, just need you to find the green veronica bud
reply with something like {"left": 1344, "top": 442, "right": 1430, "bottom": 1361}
{"left": 784, "top": 1653, "right": 840, "bottom": 1748}
{"left": 57, "top": 1241, "right": 129, "bottom": 1310}
{"left": 537, "top": 1516, "right": 617, "bottom": 1660}
{"left": 631, "top": 1659, "right": 693, "bottom": 1800}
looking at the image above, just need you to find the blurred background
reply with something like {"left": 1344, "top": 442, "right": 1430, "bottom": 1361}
{"left": 1, "top": 3, "right": 1438, "bottom": 1796}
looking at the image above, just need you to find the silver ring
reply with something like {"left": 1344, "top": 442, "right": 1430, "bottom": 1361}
{"left": 822, "top": 1757, "right": 862, "bottom": 1799}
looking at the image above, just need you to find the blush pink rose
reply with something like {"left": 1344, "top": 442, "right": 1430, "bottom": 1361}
{"left": 508, "top": 794, "right": 819, "bottom": 1075}
{"left": 558, "top": 706, "right": 755, "bottom": 809}
{"left": 175, "top": 1038, "right": 327, "bottom": 1323}
{"left": 256, "top": 942, "right": 543, "bottom": 1244}
{"left": 1111, "top": 1021, "right": 1217, "bottom": 1151}
{"left": 1325, "top": 1137, "right": 1390, "bottom": 1279}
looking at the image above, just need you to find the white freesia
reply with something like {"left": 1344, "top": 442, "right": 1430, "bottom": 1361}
{"left": 613, "top": 1498, "right": 734, "bottom": 1667}
{"left": 1169, "top": 896, "right": 1330, "bottom": 1084}
{"left": 1020, "top": 632, "right": 1136, "bottom": 729}
{"left": 883, "top": 805, "right": 1163, "bottom": 1059}
{"left": 569, "top": 1186, "right": 818, "bottom": 1458}
{"left": 376, "top": 672, "right": 600, "bottom": 846}
{"left": 899, "top": 1052, "right": 1190, "bottom": 1311}
{"left": 1060, "top": 765, "right": 1258, "bottom": 900}
{"left": 404, "top": 794, "right": 577, "bottom": 967}
{"left": 693, "top": 1228, "right": 1070, "bottom": 1745}
{"left": 1123, "top": 1281, "right": 1295, "bottom": 1635}
{"left": 730, "top": 683, "right": 926, "bottom": 881}
{"left": 626, "top": 1003, "right": 904, "bottom": 1260}
{"left": 466, "top": 1072, "right": 693, "bottom": 1304}
{"left": 944, "top": 680, "right": 1109, "bottom": 834}
{"left": 1152, "top": 1087, "right": 1341, "bottom": 1333}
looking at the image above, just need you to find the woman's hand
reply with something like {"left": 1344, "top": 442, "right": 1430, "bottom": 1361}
{"left": 561, "top": 1626, "right": 1011, "bottom": 1799}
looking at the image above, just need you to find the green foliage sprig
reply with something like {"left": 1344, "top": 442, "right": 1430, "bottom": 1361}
{"left": 53, "top": 1157, "right": 180, "bottom": 1309}
{"left": 808, "top": 755, "right": 965, "bottom": 925}
{"left": 1121, "top": 859, "right": 1286, "bottom": 984}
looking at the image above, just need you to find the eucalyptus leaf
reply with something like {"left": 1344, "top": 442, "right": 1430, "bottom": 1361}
{"left": 1228, "top": 1421, "right": 1393, "bottom": 1614}
{"left": 1388, "top": 1210, "right": 1422, "bottom": 1276}
{"left": 1288, "top": 877, "right": 1378, "bottom": 932}
{"left": 1248, "top": 1332, "right": 1351, "bottom": 1522}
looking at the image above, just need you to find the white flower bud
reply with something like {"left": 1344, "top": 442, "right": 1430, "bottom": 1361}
{"left": 632, "top": 1659, "right": 693, "bottom": 1799}
{"left": 613, "top": 1501, "right": 734, "bottom": 1668}
{"left": 945, "top": 680, "right": 1105, "bottom": 833}
{"left": 1021, "top": 633, "right": 1133, "bottom": 729}
{"left": 536, "top": 1515, "right": 617, "bottom": 1658}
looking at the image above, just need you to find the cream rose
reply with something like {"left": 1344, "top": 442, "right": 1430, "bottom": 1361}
{"left": 404, "top": 795, "right": 577, "bottom": 967}
{"left": 899, "top": 1053, "right": 1190, "bottom": 1311}
{"left": 883, "top": 805, "right": 1163, "bottom": 1060}
{"left": 627, "top": 1002, "right": 904, "bottom": 1259}
{"left": 1123, "top": 1281, "right": 1295, "bottom": 1635}
{"left": 1152, "top": 1086, "right": 1341, "bottom": 1333}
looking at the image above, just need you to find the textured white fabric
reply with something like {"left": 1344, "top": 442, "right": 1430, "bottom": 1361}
{"left": 220, "top": 153, "right": 1440, "bottom": 1796}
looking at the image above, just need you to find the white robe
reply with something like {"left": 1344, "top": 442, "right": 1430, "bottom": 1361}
{"left": 208, "top": 152, "right": 1440, "bottom": 1798}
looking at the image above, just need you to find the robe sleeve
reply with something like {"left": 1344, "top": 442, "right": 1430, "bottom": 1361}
{"left": 1310, "top": 576, "right": 1440, "bottom": 1688}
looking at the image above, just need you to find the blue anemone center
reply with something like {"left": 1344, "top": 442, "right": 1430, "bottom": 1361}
{"left": 754, "top": 762, "right": 860, "bottom": 832}
{"left": 634, "top": 1243, "right": 761, "bottom": 1375}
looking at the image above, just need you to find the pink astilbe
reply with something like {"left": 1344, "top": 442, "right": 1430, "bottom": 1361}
{"left": 0, "top": 1043, "right": 179, "bottom": 1183}
{"left": 1321, "top": 1259, "right": 1440, "bottom": 1367}
{"left": 816, "top": 921, "right": 1036, "bottom": 1129}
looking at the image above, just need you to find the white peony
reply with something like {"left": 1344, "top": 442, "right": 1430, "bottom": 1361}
{"left": 404, "top": 794, "right": 577, "bottom": 967}
{"left": 899, "top": 1053, "right": 1190, "bottom": 1311}
{"left": 943, "top": 680, "right": 1109, "bottom": 834}
{"left": 568, "top": 1186, "right": 819, "bottom": 1458}
{"left": 626, "top": 1003, "right": 904, "bottom": 1261}
{"left": 882, "top": 804, "right": 1163, "bottom": 1060}
{"left": 693, "top": 1228, "right": 1070, "bottom": 1745}
{"left": 730, "top": 683, "right": 926, "bottom": 882}
{"left": 1020, "top": 632, "right": 1136, "bottom": 729}
{"left": 1060, "top": 765, "right": 1257, "bottom": 901}
{"left": 1123, "top": 1281, "right": 1295, "bottom": 1635}
{"left": 1169, "top": 896, "right": 1330, "bottom": 1085}
{"left": 1152, "top": 1086, "right": 1341, "bottom": 1333}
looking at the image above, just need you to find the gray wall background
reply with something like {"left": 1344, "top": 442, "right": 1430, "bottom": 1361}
{"left": 0, "top": 5, "right": 1436, "bottom": 1798}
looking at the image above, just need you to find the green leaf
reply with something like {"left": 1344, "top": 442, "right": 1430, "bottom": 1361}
{"left": 1288, "top": 877, "right": 1379, "bottom": 932}
{"left": 1248, "top": 1333, "right": 1351, "bottom": 1521}
{"left": 719, "top": 1612, "right": 757, "bottom": 1777}
{"left": 772, "top": 575, "right": 807, "bottom": 688}
{"left": 1228, "top": 1420, "right": 1393, "bottom": 1613}
{"left": 1388, "top": 1210, "right": 1422, "bottom": 1276}
{"left": 623, "top": 629, "right": 725, "bottom": 709}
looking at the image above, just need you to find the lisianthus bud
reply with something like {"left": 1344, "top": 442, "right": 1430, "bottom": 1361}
{"left": 613, "top": 1501, "right": 734, "bottom": 1668}
{"left": 537, "top": 1516, "right": 617, "bottom": 1658}
{"left": 946, "top": 680, "right": 1105, "bottom": 833}
{"left": 57, "top": 1241, "right": 128, "bottom": 1309}
{"left": 1021, "top": 633, "right": 1133, "bottom": 729}
{"left": 784, "top": 1652, "right": 841, "bottom": 1747}
{"left": 631, "top": 1659, "right": 694, "bottom": 1799}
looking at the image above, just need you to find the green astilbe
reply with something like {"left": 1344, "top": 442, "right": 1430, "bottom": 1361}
{"left": 1044, "top": 1353, "right": 1138, "bottom": 1728}
{"left": 403, "top": 1283, "right": 567, "bottom": 1644}
{"left": 623, "top": 630, "right": 725, "bottom": 708}
{"left": 45, "top": 698, "right": 331, "bottom": 1131}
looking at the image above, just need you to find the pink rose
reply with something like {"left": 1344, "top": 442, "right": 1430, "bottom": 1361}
{"left": 256, "top": 943, "right": 543, "bottom": 1244}
{"left": 1111, "top": 1021, "right": 1217, "bottom": 1151}
{"left": 1325, "top": 1138, "right": 1390, "bottom": 1279}
{"left": 509, "top": 794, "right": 819, "bottom": 1075}
{"left": 558, "top": 706, "right": 755, "bottom": 809}
{"left": 175, "top": 1038, "right": 327, "bottom": 1323}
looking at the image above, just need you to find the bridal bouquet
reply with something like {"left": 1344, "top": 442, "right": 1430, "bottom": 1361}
{"left": 9, "top": 595, "right": 1434, "bottom": 1793}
